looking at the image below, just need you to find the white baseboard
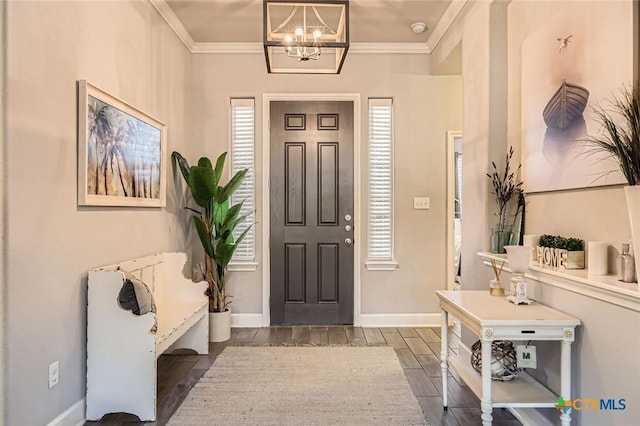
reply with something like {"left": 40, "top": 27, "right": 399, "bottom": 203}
{"left": 231, "top": 313, "right": 263, "bottom": 328}
{"left": 507, "top": 407, "right": 554, "bottom": 426}
{"left": 46, "top": 398, "right": 85, "bottom": 426}
{"left": 360, "top": 313, "right": 440, "bottom": 327}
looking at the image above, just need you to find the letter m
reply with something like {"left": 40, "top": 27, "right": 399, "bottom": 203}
{"left": 600, "top": 399, "right": 615, "bottom": 410}
{"left": 522, "top": 352, "right": 530, "bottom": 360}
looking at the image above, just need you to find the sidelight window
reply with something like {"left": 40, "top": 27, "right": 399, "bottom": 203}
{"left": 366, "top": 98, "right": 397, "bottom": 270}
{"left": 230, "top": 98, "right": 256, "bottom": 264}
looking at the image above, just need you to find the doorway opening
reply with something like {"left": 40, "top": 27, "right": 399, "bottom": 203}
{"left": 446, "top": 131, "right": 462, "bottom": 290}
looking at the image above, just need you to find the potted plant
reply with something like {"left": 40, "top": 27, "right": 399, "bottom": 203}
{"left": 172, "top": 151, "right": 252, "bottom": 342}
{"left": 584, "top": 84, "right": 639, "bottom": 281}
{"left": 487, "top": 146, "right": 524, "bottom": 254}
{"left": 536, "top": 234, "right": 585, "bottom": 270}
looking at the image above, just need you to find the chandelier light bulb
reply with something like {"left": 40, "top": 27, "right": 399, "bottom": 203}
{"left": 284, "top": 34, "right": 293, "bottom": 44}
{"left": 295, "top": 27, "right": 304, "bottom": 37}
{"left": 313, "top": 29, "right": 322, "bottom": 40}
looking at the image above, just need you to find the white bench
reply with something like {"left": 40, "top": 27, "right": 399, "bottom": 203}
{"left": 86, "top": 252, "right": 209, "bottom": 422}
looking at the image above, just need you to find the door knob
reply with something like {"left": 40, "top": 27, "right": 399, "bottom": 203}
{"left": 344, "top": 214, "right": 352, "bottom": 222}
{"left": 344, "top": 238, "right": 353, "bottom": 246}
{"left": 345, "top": 225, "right": 352, "bottom": 232}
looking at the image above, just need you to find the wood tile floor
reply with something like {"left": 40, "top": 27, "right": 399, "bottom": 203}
{"left": 86, "top": 327, "right": 520, "bottom": 425}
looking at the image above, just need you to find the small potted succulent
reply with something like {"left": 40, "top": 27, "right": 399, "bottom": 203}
{"left": 536, "top": 234, "right": 585, "bottom": 270}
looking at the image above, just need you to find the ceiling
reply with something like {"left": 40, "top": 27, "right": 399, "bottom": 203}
{"left": 164, "top": 0, "right": 452, "bottom": 44}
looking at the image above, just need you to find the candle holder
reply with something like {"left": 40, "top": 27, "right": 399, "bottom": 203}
{"left": 505, "top": 245, "right": 533, "bottom": 305}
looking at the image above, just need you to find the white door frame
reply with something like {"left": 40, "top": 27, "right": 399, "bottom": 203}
{"left": 446, "top": 130, "right": 462, "bottom": 291}
{"left": 261, "top": 93, "right": 362, "bottom": 326}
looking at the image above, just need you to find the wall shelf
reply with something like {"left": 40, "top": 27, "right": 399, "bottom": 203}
{"left": 478, "top": 252, "right": 640, "bottom": 312}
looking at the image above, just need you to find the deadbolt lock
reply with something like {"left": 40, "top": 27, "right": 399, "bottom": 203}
{"left": 345, "top": 225, "right": 352, "bottom": 232}
{"left": 345, "top": 238, "right": 353, "bottom": 246}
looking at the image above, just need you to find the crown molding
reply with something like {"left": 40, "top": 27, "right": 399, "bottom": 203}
{"left": 191, "top": 42, "right": 263, "bottom": 54}
{"left": 426, "top": 0, "right": 470, "bottom": 52}
{"left": 148, "top": 0, "right": 195, "bottom": 51}
{"left": 149, "top": 0, "right": 466, "bottom": 55}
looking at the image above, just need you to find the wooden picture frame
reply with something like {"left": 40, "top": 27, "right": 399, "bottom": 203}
{"left": 77, "top": 80, "right": 166, "bottom": 207}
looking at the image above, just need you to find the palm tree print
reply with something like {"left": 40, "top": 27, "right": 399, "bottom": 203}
{"left": 86, "top": 96, "right": 161, "bottom": 199}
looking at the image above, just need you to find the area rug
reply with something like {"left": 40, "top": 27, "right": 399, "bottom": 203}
{"left": 168, "top": 346, "right": 428, "bottom": 425}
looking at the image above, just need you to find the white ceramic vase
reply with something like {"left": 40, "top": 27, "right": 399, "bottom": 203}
{"left": 624, "top": 186, "right": 640, "bottom": 282}
{"left": 504, "top": 245, "right": 532, "bottom": 273}
{"left": 209, "top": 309, "right": 231, "bottom": 342}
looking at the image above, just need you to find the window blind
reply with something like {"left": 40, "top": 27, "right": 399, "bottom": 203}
{"left": 367, "top": 98, "right": 394, "bottom": 261}
{"left": 230, "top": 98, "right": 255, "bottom": 260}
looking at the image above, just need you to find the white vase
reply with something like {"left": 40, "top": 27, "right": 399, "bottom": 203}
{"left": 504, "top": 245, "right": 532, "bottom": 273}
{"left": 209, "top": 309, "right": 231, "bottom": 342}
{"left": 624, "top": 186, "right": 640, "bottom": 282}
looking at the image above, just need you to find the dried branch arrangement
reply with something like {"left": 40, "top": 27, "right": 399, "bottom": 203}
{"left": 487, "top": 146, "right": 524, "bottom": 225}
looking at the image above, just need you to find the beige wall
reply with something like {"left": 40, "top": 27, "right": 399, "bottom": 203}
{"left": 507, "top": 2, "right": 637, "bottom": 424}
{"left": 6, "top": 1, "right": 191, "bottom": 424}
{"left": 458, "top": 0, "right": 510, "bottom": 296}
{"left": 0, "top": 1, "right": 6, "bottom": 423}
{"left": 190, "top": 53, "right": 462, "bottom": 316}
{"left": 438, "top": 0, "right": 638, "bottom": 424}
{"left": 508, "top": 0, "right": 633, "bottom": 249}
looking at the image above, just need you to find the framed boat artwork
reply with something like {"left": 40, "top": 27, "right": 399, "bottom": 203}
{"left": 520, "top": 1, "right": 634, "bottom": 193}
{"left": 77, "top": 81, "right": 167, "bottom": 207}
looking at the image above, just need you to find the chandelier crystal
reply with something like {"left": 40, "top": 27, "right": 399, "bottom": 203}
{"left": 263, "top": 1, "right": 349, "bottom": 74}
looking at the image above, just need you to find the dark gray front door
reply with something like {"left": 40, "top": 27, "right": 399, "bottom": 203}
{"left": 270, "top": 101, "right": 354, "bottom": 325}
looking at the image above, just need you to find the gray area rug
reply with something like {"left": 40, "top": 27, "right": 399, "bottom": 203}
{"left": 168, "top": 346, "right": 428, "bottom": 425}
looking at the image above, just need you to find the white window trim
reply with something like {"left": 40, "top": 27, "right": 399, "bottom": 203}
{"left": 366, "top": 97, "right": 397, "bottom": 271}
{"left": 228, "top": 262, "right": 259, "bottom": 272}
{"left": 365, "top": 260, "right": 399, "bottom": 271}
{"left": 229, "top": 97, "right": 257, "bottom": 271}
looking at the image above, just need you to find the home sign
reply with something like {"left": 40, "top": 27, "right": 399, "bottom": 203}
{"left": 536, "top": 246, "right": 585, "bottom": 270}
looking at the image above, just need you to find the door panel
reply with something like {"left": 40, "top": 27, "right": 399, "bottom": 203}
{"left": 285, "top": 143, "right": 306, "bottom": 225}
{"left": 270, "top": 101, "right": 354, "bottom": 325}
{"left": 318, "top": 243, "right": 339, "bottom": 303}
{"left": 318, "top": 143, "right": 338, "bottom": 225}
{"left": 285, "top": 244, "right": 306, "bottom": 303}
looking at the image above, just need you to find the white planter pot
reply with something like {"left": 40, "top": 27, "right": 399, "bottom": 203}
{"left": 624, "top": 186, "right": 640, "bottom": 282}
{"left": 209, "top": 310, "right": 231, "bottom": 342}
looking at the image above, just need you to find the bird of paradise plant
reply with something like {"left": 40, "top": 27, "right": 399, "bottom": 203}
{"left": 172, "top": 151, "right": 252, "bottom": 313}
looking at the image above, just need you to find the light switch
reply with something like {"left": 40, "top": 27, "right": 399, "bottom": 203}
{"left": 413, "top": 197, "right": 430, "bottom": 210}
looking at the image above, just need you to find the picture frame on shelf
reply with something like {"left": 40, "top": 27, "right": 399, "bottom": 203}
{"left": 77, "top": 80, "right": 166, "bottom": 207}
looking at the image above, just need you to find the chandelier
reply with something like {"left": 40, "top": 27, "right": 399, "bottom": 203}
{"left": 263, "top": 1, "right": 349, "bottom": 74}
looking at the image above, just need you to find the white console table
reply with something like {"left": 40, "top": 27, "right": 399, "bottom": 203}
{"left": 436, "top": 290, "right": 581, "bottom": 426}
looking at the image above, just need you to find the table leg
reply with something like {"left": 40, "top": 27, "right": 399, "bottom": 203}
{"left": 481, "top": 339, "right": 493, "bottom": 425}
{"left": 440, "top": 308, "right": 448, "bottom": 409}
{"left": 560, "top": 340, "right": 572, "bottom": 426}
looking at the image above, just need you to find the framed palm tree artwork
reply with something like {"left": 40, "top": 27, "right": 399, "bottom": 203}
{"left": 77, "top": 80, "right": 166, "bottom": 207}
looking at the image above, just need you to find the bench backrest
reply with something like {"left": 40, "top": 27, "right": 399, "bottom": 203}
{"left": 93, "top": 252, "right": 202, "bottom": 304}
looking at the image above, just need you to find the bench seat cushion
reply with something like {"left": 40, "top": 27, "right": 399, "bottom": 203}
{"left": 155, "top": 300, "right": 208, "bottom": 355}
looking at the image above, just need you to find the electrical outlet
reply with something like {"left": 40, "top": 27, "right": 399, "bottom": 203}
{"left": 413, "top": 197, "right": 430, "bottom": 210}
{"left": 49, "top": 361, "right": 59, "bottom": 389}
